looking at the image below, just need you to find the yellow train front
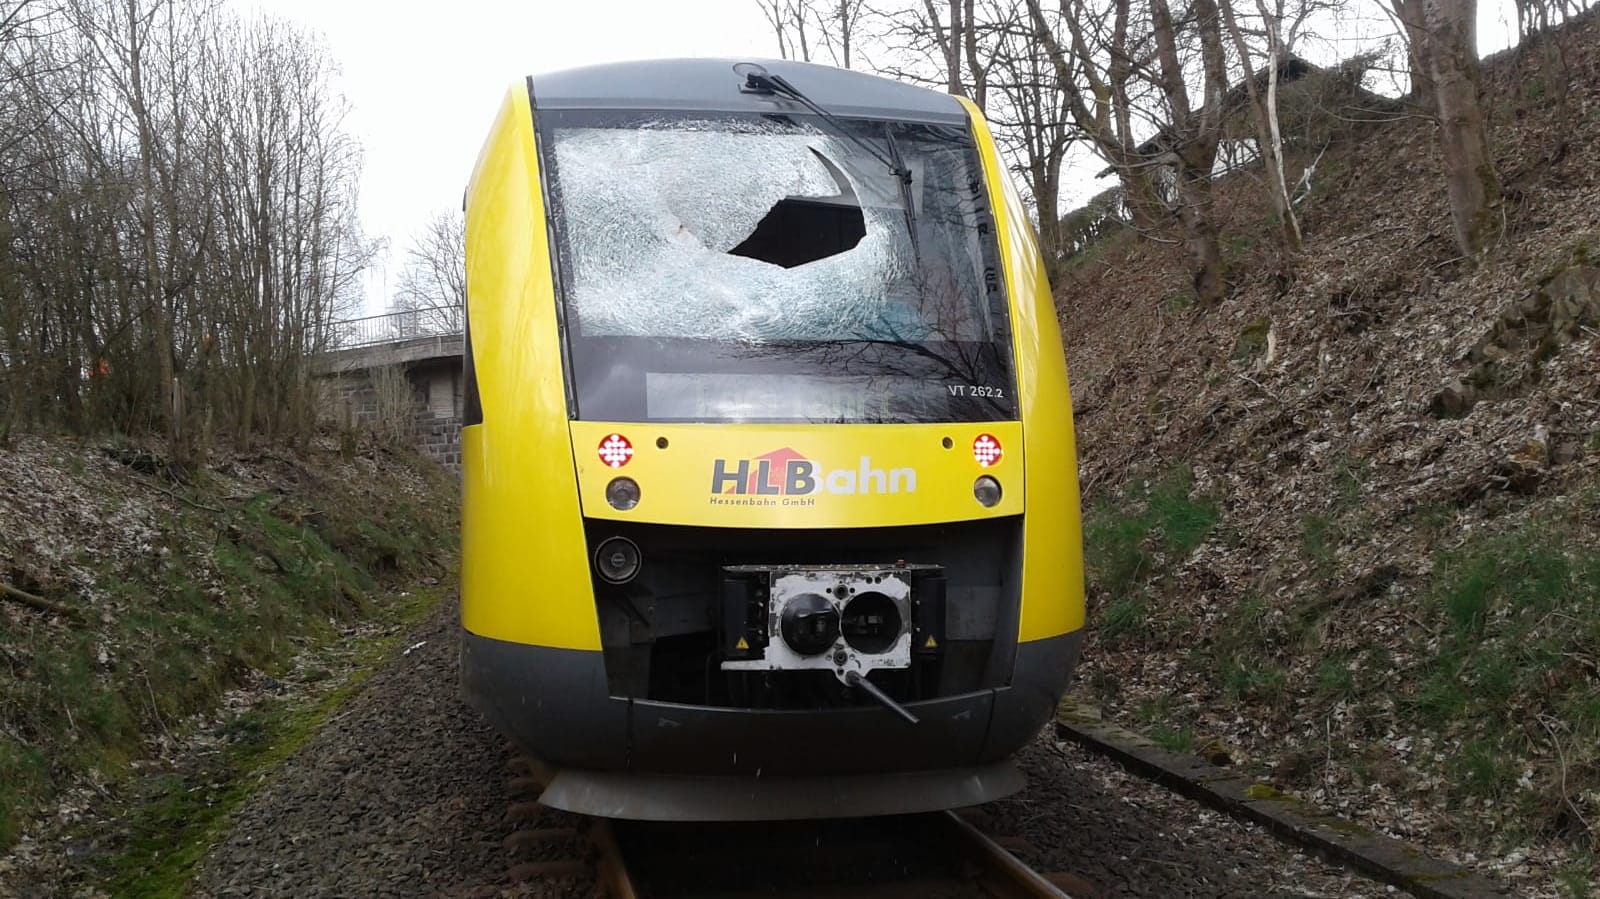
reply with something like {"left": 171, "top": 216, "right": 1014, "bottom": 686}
{"left": 460, "top": 58, "right": 1086, "bottom": 820}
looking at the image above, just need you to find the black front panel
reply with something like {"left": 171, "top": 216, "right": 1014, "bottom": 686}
{"left": 582, "top": 518, "right": 1022, "bottom": 709}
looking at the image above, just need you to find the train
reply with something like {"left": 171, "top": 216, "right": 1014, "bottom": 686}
{"left": 459, "top": 57, "right": 1086, "bottom": 821}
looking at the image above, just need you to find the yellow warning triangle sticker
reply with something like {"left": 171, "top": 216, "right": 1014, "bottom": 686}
{"left": 735, "top": 636, "right": 750, "bottom": 650}
{"left": 924, "top": 635, "right": 938, "bottom": 649}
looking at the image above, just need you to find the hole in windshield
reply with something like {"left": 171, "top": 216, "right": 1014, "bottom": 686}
{"left": 729, "top": 198, "right": 866, "bottom": 268}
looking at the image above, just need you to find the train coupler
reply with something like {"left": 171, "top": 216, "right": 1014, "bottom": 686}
{"left": 719, "top": 563, "right": 945, "bottom": 684}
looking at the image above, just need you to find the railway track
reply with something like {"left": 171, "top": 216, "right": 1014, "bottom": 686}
{"left": 502, "top": 751, "right": 1090, "bottom": 898}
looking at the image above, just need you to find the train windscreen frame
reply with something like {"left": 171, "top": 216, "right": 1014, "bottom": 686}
{"left": 535, "top": 107, "right": 1017, "bottom": 424}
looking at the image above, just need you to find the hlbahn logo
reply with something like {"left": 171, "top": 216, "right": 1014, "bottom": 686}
{"left": 710, "top": 447, "right": 917, "bottom": 498}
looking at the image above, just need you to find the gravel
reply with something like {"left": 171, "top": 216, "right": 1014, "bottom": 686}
{"left": 190, "top": 598, "right": 1401, "bottom": 898}
{"left": 990, "top": 739, "right": 1395, "bottom": 897}
{"left": 191, "top": 600, "right": 521, "bottom": 899}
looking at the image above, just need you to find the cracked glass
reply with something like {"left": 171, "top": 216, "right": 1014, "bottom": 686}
{"left": 538, "top": 109, "right": 1016, "bottom": 423}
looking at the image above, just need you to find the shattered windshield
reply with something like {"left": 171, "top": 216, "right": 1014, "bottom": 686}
{"left": 539, "top": 109, "right": 1015, "bottom": 423}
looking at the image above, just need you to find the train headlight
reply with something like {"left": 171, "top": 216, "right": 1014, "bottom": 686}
{"left": 605, "top": 477, "right": 640, "bottom": 511}
{"left": 973, "top": 475, "right": 1002, "bottom": 507}
{"left": 594, "top": 537, "right": 641, "bottom": 584}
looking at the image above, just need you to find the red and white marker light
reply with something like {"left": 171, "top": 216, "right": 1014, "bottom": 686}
{"left": 973, "top": 433, "right": 1003, "bottom": 467}
{"left": 598, "top": 433, "right": 635, "bottom": 468}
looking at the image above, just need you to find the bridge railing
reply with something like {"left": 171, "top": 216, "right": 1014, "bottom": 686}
{"left": 329, "top": 305, "right": 464, "bottom": 350}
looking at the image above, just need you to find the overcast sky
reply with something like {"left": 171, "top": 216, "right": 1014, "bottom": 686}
{"left": 247, "top": 0, "right": 1523, "bottom": 316}
{"left": 243, "top": 0, "right": 774, "bottom": 314}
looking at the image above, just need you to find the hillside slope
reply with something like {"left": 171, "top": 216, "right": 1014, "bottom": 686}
{"left": 0, "top": 434, "right": 459, "bottom": 858}
{"left": 1060, "top": 15, "right": 1600, "bottom": 896}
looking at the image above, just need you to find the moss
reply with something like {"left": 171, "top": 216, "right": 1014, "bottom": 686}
{"left": 1244, "top": 783, "right": 1288, "bottom": 801}
{"left": 100, "top": 587, "right": 444, "bottom": 898}
{"left": 0, "top": 449, "right": 459, "bottom": 856}
{"left": 1231, "top": 317, "right": 1272, "bottom": 361}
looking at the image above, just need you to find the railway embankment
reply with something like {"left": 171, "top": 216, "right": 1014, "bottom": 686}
{"left": 1060, "top": 12, "right": 1600, "bottom": 897}
{"left": 0, "top": 434, "right": 459, "bottom": 895}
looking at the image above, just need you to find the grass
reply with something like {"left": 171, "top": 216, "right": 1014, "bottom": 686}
{"left": 0, "top": 447, "right": 459, "bottom": 854}
{"left": 1555, "top": 852, "right": 1596, "bottom": 899}
{"left": 1314, "top": 654, "right": 1356, "bottom": 699}
{"left": 1151, "top": 725, "right": 1196, "bottom": 754}
{"left": 1300, "top": 513, "right": 1338, "bottom": 582}
{"left": 1100, "top": 598, "right": 1147, "bottom": 638}
{"left": 1082, "top": 466, "right": 1220, "bottom": 641}
{"left": 99, "top": 587, "right": 444, "bottom": 898}
{"left": 1390, "top": 500, "right": 1600, "bottom": 849}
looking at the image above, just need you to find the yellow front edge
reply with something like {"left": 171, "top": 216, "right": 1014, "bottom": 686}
{"left": 960, "top": 97, "right": 1087, "bottom": 643}
{"left": 461, "top": 87, "right": 600, "bottom": 652}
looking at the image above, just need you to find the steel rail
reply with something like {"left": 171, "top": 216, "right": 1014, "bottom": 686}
{"left": 939, "top": 810, "right": 1077, "bottom": 899}
{"left": 590, "top": 817, "right": 641, "bottom": 899}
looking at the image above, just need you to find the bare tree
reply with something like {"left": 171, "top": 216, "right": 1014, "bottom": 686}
{"left": 390, "top": 211, "right": 465, "bottom": 336}
{"left": 810, "top": 0, "right": 868, "bottom": 67}
{"left": 1219, "top": 0, "right": 1316, "bottom": 252}
{"left": 1423, "top": 0, "right": 1501, "bottom": 259}
{"left": 983, "top": 0, "right": 1073, "bottom": 266}
{"left": 1022, "top": 0, "right": 1169, "bottom": 231}
{"left": 0, "top": 1, "right": 372, "bottom": 450}
{"left": 1146, "top": 0, "right": 1230, "bottom": 303}
{"left": 757, "top": 0, "right": 815, "bottom": 60}
{"left": 870, "top": 0, "right": 991, "bottom": 108}
{"left": 1384, "top": 0, "right": 1434, "bottom": 106}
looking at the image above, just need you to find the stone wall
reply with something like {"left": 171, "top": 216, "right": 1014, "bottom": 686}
{"left": 321, "top": 357, "right": 464, "bottom": 471}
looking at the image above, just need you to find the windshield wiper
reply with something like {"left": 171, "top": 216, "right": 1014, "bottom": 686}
{"left": 883, "top": 124, "right": 923, "bottom": 269}
{"left": 737, "top": 63, "right": 923, "bottom": 269}
{"left": 737, "top": 64, "right": 911, "bottom": 187}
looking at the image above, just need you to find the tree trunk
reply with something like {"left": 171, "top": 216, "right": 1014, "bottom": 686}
{"left": 1389, "top": 0, "right": 1436, "bottom": 109}
{"left": 1425, "top": 0, "right": 1502, "bottom": 259}
{"left": 1031, "top": 161, "right": 1062, "bottom": 275}
{"left": 1114, "top": 164, "right": 1167, "bottom": 232}
{"left": 1150, "top": 0, "right": 1229, "bottom": 303}
{"left": 1221, "top": 0, "right": 1302, "bottom": 252}
{"left": 1174, "top": 171, "right": 1226, "bottom": 304}
{"left": 839, "top": 0, "right": 851, "bottom": 67}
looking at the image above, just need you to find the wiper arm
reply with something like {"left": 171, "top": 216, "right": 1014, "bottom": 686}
{"left": 738, "top": 64, "right": 912, "bottom": 186}
{"left": 883, "top": 125, "right": 923, "bottom": 270}
{"left": 739, "top": 63, "right": 923, "bottom": 268}
{"left": 739, "top": 63, "right": 924, "bottom": 298}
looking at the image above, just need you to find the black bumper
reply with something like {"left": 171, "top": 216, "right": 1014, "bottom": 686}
{"left": 460, "top": 628, "right": 1081, "bottom": 777}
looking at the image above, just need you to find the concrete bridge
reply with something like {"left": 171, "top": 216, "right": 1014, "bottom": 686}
{"left": 323, "top": 306, "right": 466, "bottom": 469}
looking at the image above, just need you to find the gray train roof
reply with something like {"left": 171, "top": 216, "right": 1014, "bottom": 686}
{"left": 529, "top": 58, "right": 970, "bottom": 125}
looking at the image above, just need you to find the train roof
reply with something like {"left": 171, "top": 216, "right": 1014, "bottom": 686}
{"left": 529, "top": 58, "right": 970, "bottom": 125}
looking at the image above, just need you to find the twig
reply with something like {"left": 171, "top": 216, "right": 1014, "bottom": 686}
{"left": 1, "top": 580, "right": 81, "bottom": 620}
{"left": 147, "top": 480, "right": 226, "bottom": 515}
{"left": 1236, "top": 372, "right": 1280, "bottom": 402}
{"left": 144, "top": 673, "right": 172, "bottom": 742}
{"left": 1538, "top": 715, "right": 1588, "bottom": 834}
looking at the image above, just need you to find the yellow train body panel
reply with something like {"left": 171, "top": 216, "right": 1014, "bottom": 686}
{"left": 961, "top": 98, "right": 1087, "bottom": 643}
{"left": 571, "top": 421, "right": 1024, "bottom": 528}
{"left": 458, "top": 60, "right": 1087, "bottom": 820}
{"left": 460, "top": 87, "right": 600, "bottom": 651}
